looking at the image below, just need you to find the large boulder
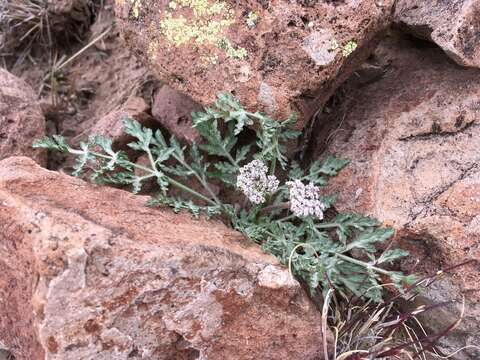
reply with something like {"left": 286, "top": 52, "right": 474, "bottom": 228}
{"left": 0, "top": 69, "right": 46, "bottom": 166}
{"left": 394, "top": 0, "right": 480, "bottom": 68}
{"left": 314, "top": 33, "right": 480, "bottom": 358}
{"left": 115, "top": 0, "right": 394, "bottom": 127}
{"left": 0, "top": 156, "right": 330, "bottom": 359}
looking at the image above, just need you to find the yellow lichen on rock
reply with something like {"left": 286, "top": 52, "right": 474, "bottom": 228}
{"left": 128, "top": 0, "right": 142, "bottom": 19}
{"left": 342, "top": 40, "right": 357, "bottom": 57}
{"left": 159, "top": 0, "right": 247, "bottom": 60}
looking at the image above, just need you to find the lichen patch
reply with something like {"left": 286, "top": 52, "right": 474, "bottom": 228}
{"left": 159, "top": 0, "right": 248, "bottom": 60}
{"left": 131, "top": 0, "right": 141, "bottom": 18}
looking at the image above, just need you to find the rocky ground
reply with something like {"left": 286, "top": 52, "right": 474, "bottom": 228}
{"left": 0, "top": 0, "right": 479, "bottom": 359}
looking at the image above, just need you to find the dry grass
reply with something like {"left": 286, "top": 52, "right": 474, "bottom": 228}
{"left": 0, "top": 0, "right": 98, "bottom": 68}
{"left": 0, "top": 0, "right": 51, "bottom": 65}
{"left": 325, "top": 260, "right": 479, "bottom": 359}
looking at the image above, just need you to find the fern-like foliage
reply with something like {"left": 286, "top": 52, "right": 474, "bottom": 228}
{"left": 34, "top": 92, "right": 414, "bottom": 302}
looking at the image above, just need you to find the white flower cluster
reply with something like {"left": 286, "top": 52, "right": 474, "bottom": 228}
{"left": 236, "top": 160, "right": 279, "bottom": 204}
{"left": 286, "top": 180, "right": 326, "bottom": 219}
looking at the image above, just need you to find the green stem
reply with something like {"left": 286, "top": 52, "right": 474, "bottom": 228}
{"left": 167, "top": 177, "right": 217, "bottom": 206}
{"left": 316, "top": 222, "right": 340, "bottom": 229}
{"left": 335, "top": 253, "right": 393, "bottom": 277}
{"left": 171, "top": 153, "right": 222, "bottom": 205}
{"left": 145, "top": 147, "right": 159, "bottom": 175}
{"left": 223, "top": 149, "right": 237, "bottom": 167}
{"left": 278, "top": 214, "right": 295, "bottom": 222}
{"left": 260, "top": 202, "right": 290, "bottom": 215}
{"left": 71, "top": 149, "right": 218, "bottom": 207}
{"left": 269, "top": 156, "right": 276, "bottom": 175}
{"left": 310, "top": 226, "right": 393, "bottom": 277}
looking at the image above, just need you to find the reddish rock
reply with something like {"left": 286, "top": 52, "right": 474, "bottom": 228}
{"left": 115, "top": 0, "right": 394, "bottom": 127}
{"left": 85, "top": 96, "right": 154, "bottom": 149}
{"left": 56, "top": 6, "right": 157, "bottom": 142}
{"left": 152, "top": 85, "right": 203, "bottom": 143}
{"left": 394, "top": 0, "right": 480, "bottom": 68}
{"left": 0, "top": 68, "right": 46, "bottom": 166}
{"left": 314, "top": 33, "right": 480, "bottom": 358}
{"left": 0, "top": 156, "right": 331, "bottom": 360}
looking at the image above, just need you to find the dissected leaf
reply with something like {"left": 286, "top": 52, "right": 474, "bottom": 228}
{"left": 377, "top": 249, "right": 410, "bottom": 264}
{"left": 35, "top": 93, "right": 414, "bottom": 303}
{"left": 33, "top": 135, "right": 70, "bottom": 152}
{"left": 149, "top": 194, "right": 222, "bottom": 219}
{"left": 319, "top": 156, "right": 350, "bottom": 176}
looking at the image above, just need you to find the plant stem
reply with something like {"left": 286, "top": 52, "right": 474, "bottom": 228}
{"left": 223, "top": 149, "right": 237, "bottom": 167}
{"left": 145, "top": 147, "right": 159, "bottom": 175}
{"left": 269, "top": 156, "right": 276, "bottom": 175}
{"left": 171, "top": 152, "right": 222, "bottom": 205}
{"left": 167, "top": 178, "right": 217, "bottom": 205}
{"left": 71, "top": 149, "right": 218, "bottom": 206}
{"left": 335, "top": 253, "right": 393, "bottom": 277}
{"left": 278, "top": 214, "right": 295, "bottom": 222}
{"left": 260, "top": 202, "right": 290, "bottom": 215}
{"left": 316, "top": 222, "right": 340, "bottom": 229}
{"left": 310, "top": 226, "right": 394, "bottom": 277}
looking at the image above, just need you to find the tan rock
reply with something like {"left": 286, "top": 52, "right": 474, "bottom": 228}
{"left": 0, "top": 156, "right": 330, "bottom": 360}
{"left": 394, "top": 0, "right": 480, "bottom": 68}
{"left": 115, "top": 0, "right": 394, "bottom": 127}
{"left": 314, "top": 33, "right": 480, "bottom": 358}
{"left": 0, "top": 68, "right": 46, "bottom": 166}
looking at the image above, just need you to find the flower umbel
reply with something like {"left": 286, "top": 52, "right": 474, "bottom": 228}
{"left": 236, "top": 160, "right": 279, "bottom": 204}
{"left": 287, "top": 180, "right": 326, "bottom": 219}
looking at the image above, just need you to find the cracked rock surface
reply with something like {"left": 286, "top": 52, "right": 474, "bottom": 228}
{"left": 394, "top": 0, "right": 480, "bottom": 69}
{"left": 315, "top": 33, "right": 480, "bottom": 358}
{"left": 0, "top": 157, "right": 330, "bottom": 360}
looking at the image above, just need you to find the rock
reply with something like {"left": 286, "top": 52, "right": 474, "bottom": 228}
{"left": 394, "top": 0, "right": 480, "bottom": 68}
{"left": 152, "top": 85, "right": 203, "bottom": 143}
{"left": 314, "top": 33, "right": 480, "bottom": 358}
{"left": 0, "top": 349, "right": 11, "bottom": 360}
{"left": 54, "top": 5, "right": 158, "bottom": 142}
{"left": 115, "top": 0, "right": 394, "bottom": 127}
{"left": 0, "top": 156, "right": 331, "bottom": 360}
{"left": 0, "top": 69, "right": 46, "bottom": 166}
{"left": 85, "top": 96, "right": 154, "bottom": 150}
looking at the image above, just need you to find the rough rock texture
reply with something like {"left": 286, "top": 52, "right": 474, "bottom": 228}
{"left": 61, "top": 7, "right": 157, "bottom": 143}
{"left": 394, "top": 0, "right": 480, "bottom": 68}
{"left": 0, "top": 69, "right": 46, "bottom": 166}
{"left": 0, "top": 156, "right": 330, "bottom": 360}
{"left": 314, "top": 33, "right": 480, "bottom": 358}
{"left": 85, "top": 96, "right": 154, "bottom": 149}
{"left": 115, "top": 0, "right": 394, "bottom": 128}
{"left": 152, "top": 85, "right": 203, "bottom": 143}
